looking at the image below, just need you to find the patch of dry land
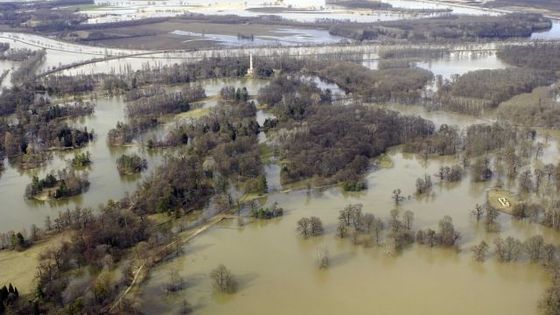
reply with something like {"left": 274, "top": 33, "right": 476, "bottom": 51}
{"left": 487, "top": 188, "right": 518, "bottom": 214}
{"left": 70, "top": 20, "right": 321, "bottom": 50}
{"left": 0, "top": 232, "right": 70, "bottom": 294}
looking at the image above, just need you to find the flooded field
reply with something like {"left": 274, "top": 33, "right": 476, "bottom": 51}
{"left": 416, "top": 51, "right": 508, "bottom": 80}
{"left": 138, "top": 143, "right": 555, "bottom": 315}
{"left": 86, "top": 0, "right": 499, "bottom": 24}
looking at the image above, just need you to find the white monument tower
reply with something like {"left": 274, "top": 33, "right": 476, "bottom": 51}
{"left": 247, "top": 53, "right": 254, "bottom": 77}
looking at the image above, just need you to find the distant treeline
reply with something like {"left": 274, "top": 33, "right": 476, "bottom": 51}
{"left": 497, "top": 43, "right": 560, "bottom": 70}
{"left": 484, "top": 0, "right": 560, "bottom": 13}
{"left": 0, "top": 0, "right": 90, "bottom": 31}
{"left": 328, "top": 0, "right": 392, "bottom": 10}
{"left": 329, "top": 13, "right": 552, "bottom": 41}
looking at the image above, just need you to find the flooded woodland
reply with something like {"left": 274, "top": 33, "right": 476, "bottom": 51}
{"left": 1, "top": 0, "right": 560, "bottom": 314}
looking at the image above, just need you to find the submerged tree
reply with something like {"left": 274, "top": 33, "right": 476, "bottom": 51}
{"left": 392, "top": 189, "right": 404, "bottom": 205}
{"left": 210, "top": 264, "right": 237, "bottom": 294}
{"left": 471, "top": 241, "right": 489, "bottom": 262}
{"left": 316, "top": 247, "right": 330, "bottom": 269}
{"left": 297, "top": 217, "right": 324, "bottom": 238}
{"left": 472, "top": 204, "right": 484, "bottom": 221}
{"left": 485, "top": 207, "right": 500, "bottom": 232}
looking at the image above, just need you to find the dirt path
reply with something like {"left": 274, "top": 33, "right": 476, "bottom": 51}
{"left": 108, "top": 213, "right": 235, "bottom": 312}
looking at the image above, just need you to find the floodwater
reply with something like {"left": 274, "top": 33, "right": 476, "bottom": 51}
{"left": 0, "top": 15, "right": 558, "bottom": 313}
{"left": 532, "top": 20, "right": 560, "bottom": 40}
{"left": 0, "top": 77, "right": 264, "bottom": 233}
{"left": 138, "top": 142, "right": 555, "bottom": 315}
{"left": 138, "top": 65, "right": 559, "bottom": 315}
{"left": 0, "top": 32, "right": 147, "bottom": 78}
{"left": 0, "top": 96, "right": 158, "bottom": 232}
{"left": 88, "top": 0, "right": 499, "bottom": 24}
{"left": 416, "top": 51, "right": 508, "bottom": 80}
{"left": 171, "top": 28, "right": 345, "bottom": 47}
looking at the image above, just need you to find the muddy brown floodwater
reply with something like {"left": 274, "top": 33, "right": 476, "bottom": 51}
{"left": 139, "top": 141, "right": 557, "bottom": 314}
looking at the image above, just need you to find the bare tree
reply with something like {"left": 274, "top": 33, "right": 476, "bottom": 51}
{"left": 392, "top": 189, "right": 403, "bottom": 205}
{"left": 297, "top": 218, "right": 310, "bottom": 238}
{"left": 485, "top": 207, "right": 500, "bottom": 232}
{"left": 494, "top": 237, "right": 522, "bottom": 262}
{"left": 519, "top": 170, "right": 534, "bottom": 194}
{"left": 316, "top": 247, "right": 329, "bottom": 269}
{"left": 403, "top": 210, "right": 414, "bottom": 230}
{"left": 472, "top": 204, "right": 484, "bottom": 221}
{"left": 166, "top": 267, "right": 185, "bottom": 294}
{"left": 471, "top": 241, "right": 489, "bottom": 262}
{"left": 297, "top": 217, "right": 324, "bottom": 238}
{"left": 371, "top": 218, "right": 385, "bottom": 245}
{"left": 362, "top": 213, "right": 376, "bottom": 233}
{"left": 524, "top": 235, "right": 544, "bottom": 263}
{"left": 336, "top": 221, "right": 348, "bottom": 239}
{"left": 210, "top": 264, "right": 237, "bottom": 294}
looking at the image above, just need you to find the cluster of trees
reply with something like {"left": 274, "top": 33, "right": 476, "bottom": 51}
{"left": 541, "top": 270, "right": 560, "bottom": 315}
{"left": 485, "top": 0, "right": 560, "bottom": 14}
{"left": 116, "top": 57, "right": 250, "bottom": 87}
{"left": 126, "top": 85, "right": 206, "bottom": 118}
{"left": 296, "top": 217, "right": 324, "bottom": 238}
{"left": 0, "top": 43, "right": 8, "bottom": 54}
{"left": 71, "top": 151, "right": 91, "bottom": 168}
{"left": 107, "top": 118, "right": 158, "bottom": 146}
{"left": 436, "top": 165, "right": 463, "bottom": 182}
{"left": 43, "top": 101, "right": 95, "bottom": 122}
{"left": 210, "top": 264, "right": 237, "bottom": 294}
{"left": 0, "top": 231, "right": 28, "bottom": 251}
{"left": 464, "top": 123, "right": 520, "bottom": 157}
{"left": 10, "top": 49, "right": 46, "bottom": 85}
{"left": 24, "top": 168, "right": 89, "bottom": 200}
{"left": 132, "top": 155, "right": 213, "bottom": 216}
{"left": 336, "top": 204, "right": 386, "bottom": 246}
{"left": 44, "top": 207, "right": 95, "bottom": 233}
{"left": 315, "top": 61, "right": 432, "bottom": 103}
{"left": 415, "top": 175, "right": 433, "bottom": 194}
{"left": 250, "top": 202, "right": 284, "bottom": 219}
{"left": 0, "top": 0, "right": 88, "bottom": 31}
{"left": 472, "top": 235, "right": 557, "bottom": 265}
{"left": 506, "top": 198, "right": 560, "bottom": 234}
{"left": 0, "top": 48, "right": 37, "bottom": 62}
{"left": 257, "top": 75, "right": 332, "bottom": 121}
{"left": 319, "top": 205, "right": 462, "bottom": 255}
{"left": 497, "top": 86, "right": 560, "bottom": 129}
{"left": 497, "top": 43, "right": 560, "bottom": 70}
{"left": 330, "top": 13, "right": 551, "bottom": 41}
{"left": 378, "top": 47, "right": 449, "bottom": 60}
{"left": 141, "top": 97, "right": 264, "bottom": 196}
{"left": 436, "top": 68, "right": 556, "bottom": 112}
{"left": 278, "top": 104, "right": 434, "bottom": 186}
{"left": 116, "top": 153, "right": 147, "bottom": 175}
{"left": 471, "top": 204, "right": 500, "bottom": 232}
{"left": 0, "top": 88, "right": 95, "bottom": 170}
{"left": 415, "top": 216, "right": 460, "bottom": 247}
{"left": 220, "top": 86, "right": 249, "bottom": 102}
{"left": 42, "top": 75, "right": 97, "bottom": 95}
{"left": 329, "top": 0, "right": 392, "bottom": 10}
{"left": 0, "top": 85, "right": 37, "bottom": 115}
{"left": 403, "top": 124, "right": 460, "bottom": 156}
{"left": 0, "top": 284, "right": 20, "bottom": 314}
{"left": 33, "top": 201, "right": 152, "bottom": 314}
